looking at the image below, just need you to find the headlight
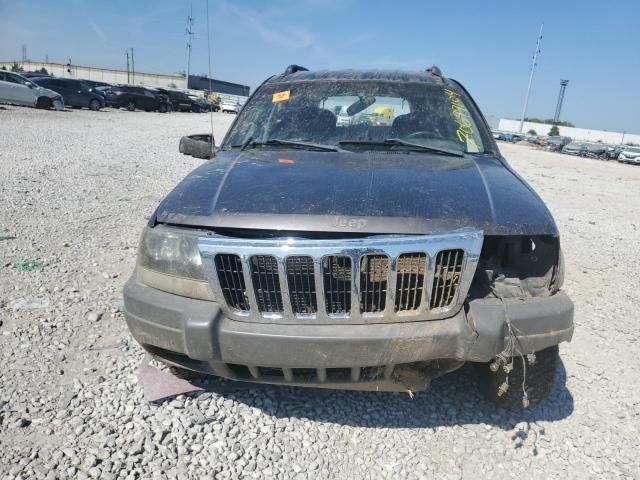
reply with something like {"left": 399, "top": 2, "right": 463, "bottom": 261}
{"left": 137, "top": 226, "right": 215, "bottom": 301}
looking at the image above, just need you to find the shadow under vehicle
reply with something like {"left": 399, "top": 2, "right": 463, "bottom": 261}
{"left": 124, "top": 65, "right": 574, "bottom": 410}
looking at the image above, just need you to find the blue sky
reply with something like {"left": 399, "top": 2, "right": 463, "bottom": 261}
{"left": 1, "top": 0, "right": 639, "bottom": 132}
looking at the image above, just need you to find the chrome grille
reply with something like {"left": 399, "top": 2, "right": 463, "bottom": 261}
{"left": 200, "top": 229, "right": 483, "bottom": 324}
{"left": 215, "top": 254, "right": 249, "bottom": 311}
{"left": 286, "top": 256, "right": 317, "bottom": 314}
{"left": 250, "top": 255, "right": 283, "bottom": 313}
{"left": 430, "top": 249, "right": 464, "bottom": 309}
{"left": 360, "top": 255, "right": 389, "bottom": 313}
{"left": 395, "top": 253, "right": 426, "bottom": 311}
{"left": 323, "top": 255, "right": 352, "bottom": 314}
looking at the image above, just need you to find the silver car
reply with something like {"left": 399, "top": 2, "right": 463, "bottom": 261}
{"left": 618, "top": 146, "right": 640, "bottom": 164}
{"left": 0, "top": 71, "right": 64, "bottom": 109}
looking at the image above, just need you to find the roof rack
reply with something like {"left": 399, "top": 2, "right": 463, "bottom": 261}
{"left": 283, "top": 64, "right": 309, "bottom": 75}
{"left": 426, "top": 65, "right": 443, "bottom": 78}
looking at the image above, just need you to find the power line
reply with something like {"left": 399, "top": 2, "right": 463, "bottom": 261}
{"left": 131, "top": 48, "right": 135, "bottom": 84}
{"left": 553, "top": 80, "right": 569, "bottom": 124}
{"left": 519, "top": 24, "right": 544, "bottom": 133}
{"left": 185, "top": 5, "right": 194, "bottom": 90}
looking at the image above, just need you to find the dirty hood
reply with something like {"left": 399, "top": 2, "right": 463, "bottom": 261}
{"left": 154, "top": 149, "right": 557, "bottom": 235}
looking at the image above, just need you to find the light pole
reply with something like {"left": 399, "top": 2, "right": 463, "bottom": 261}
{"left": 519, "top": 24, "right": 544, "bottom": 133}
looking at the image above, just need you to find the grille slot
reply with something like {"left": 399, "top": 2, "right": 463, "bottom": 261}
{"left": 360, "top": 255, "right": 389, "bottom": 313}
{"left": 250, "top": 255, "right": 283, "bottom": 313}
{"left": 322, "top": 256, "right": 352, "bottom": 314}
{"left": 286, "top": 256, "right": 317, "bottom": 314}
{"left": 215, "top": 254, "right": 249, "bottom": 311}
{"left": 395, "top": 253, "right": 427, "bottom": 311}
{"left": 430, "top": 249, "right": 464, "bottom": 309}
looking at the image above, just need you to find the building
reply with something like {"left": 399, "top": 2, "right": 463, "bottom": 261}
{"left": 497, "top": 118, "right": 640, "bottom": 145}
{"left": 0, "top": 60, "right": 250, "bottom": 100}
{"left": 188, "top": 75, "right": 250, "bottom": 97}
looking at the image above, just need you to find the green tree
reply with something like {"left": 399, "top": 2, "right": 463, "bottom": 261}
{"left": 10, "top": 62, "right": 23, "bottom": 72}
{"left": 0, "top": 66, "right": 6, "bottom": 70}
{"left": 38, "top": 67, "right": 49, "bottom": 75}
{"left": 548, "top": 125, "right": 560, "bottom": 136}
{"left": 527, "top": 129, "right": 537, "bottom": 135}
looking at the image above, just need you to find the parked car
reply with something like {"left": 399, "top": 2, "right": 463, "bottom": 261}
{"left": 545, "top": 136, "right": 572, "bottom": 152}
{"left": 584, "top": 143, "right": 608, "bottom": 160}
{"left": 31, "top": 77, "right": 105, "bottom": 110}
{"left": 618, "top": 146, "right": 640, "bottom": 164}
{"left": 188, "top": 94, "right": 219, "bottom": 113}
{"left": 104, "top": 86, "right": 169, "bottom": 112}
{"left": 124, "top": 65, "right": 574, "bottom": 410}
{"left": 155, "top": 88, "right": 195, "bottom": 112}
{"left": 0, "top": 71, "right": 64, "bottom": 110}
{"left": 562, "top": 141, "right": 587, "bottom": 156}
{"left": 606, "top": 145, "right": 624, "bottom": 161}
{"left": 220, "top": 100, "right": 241, "bottom": 114}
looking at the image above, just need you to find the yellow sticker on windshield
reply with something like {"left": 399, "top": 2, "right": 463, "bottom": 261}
{"left": 444, "top": 88, "right": 479, "bottom": 151}
{"left": 272, "top": 90, "right": 291, "bottom": 103}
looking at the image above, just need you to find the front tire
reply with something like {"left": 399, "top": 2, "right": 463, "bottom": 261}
{"left": 36, "top": 97, "right": 52, "bottom": 109}
{"left": 159, "top": 103, "right": 168, "bottom": 113}
{"left": 89, "top": 99, "right": 101, "bottom": 111}
{"left": 126, "top": 101, "right": 136, "bottom": 111}
{"left": 477, "top": 345, "right": 559, "bottom": 410}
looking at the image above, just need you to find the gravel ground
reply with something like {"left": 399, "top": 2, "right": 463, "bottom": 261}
{"left": 1, "top": 105, "right": 639, "bottom": 479}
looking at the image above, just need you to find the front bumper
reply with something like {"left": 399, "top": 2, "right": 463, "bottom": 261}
{"left": 124, "top": 279, "right": 573, "bottom": 390}
{"left": 123, "top": 279, "right": 574, "bottom": 391}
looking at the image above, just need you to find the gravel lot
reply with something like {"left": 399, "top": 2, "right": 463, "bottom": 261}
{"left": 1, "top": 105, "right": 639, "bottom": 479}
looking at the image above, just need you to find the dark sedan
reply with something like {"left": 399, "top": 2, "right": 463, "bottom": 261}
{"left": 31, "top": 77, "right": 105, "bottom": 110}
{"left": 104, "top": 86, "right": 169, "bottom": 112}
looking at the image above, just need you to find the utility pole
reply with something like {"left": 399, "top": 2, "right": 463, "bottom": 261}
{"left": 21, "top": 44, "right": 27, "bottom": 62}
{"left": 126, "top": 50, "right": 130, "bottom": 84}
{"left": 130, "top": 48, "right": 135, "bottom": 84}
{"left": 45, "top": 53, "right": 49, "bottom": 63}
{"left": 519, "top": 24, "right": 544, "bottom": 133}
{"left": 553, "top": 79, "right": 569, "bottom": 124}
{"left": 185, "top": 5, "right": 194, "bottom": 91}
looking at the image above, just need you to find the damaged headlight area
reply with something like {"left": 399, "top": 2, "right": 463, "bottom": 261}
{"left": 472, "top": 235, "right": 564, "bottom": 299}
{"left": 137, "top": 226, "right": 215, "bottom": 301}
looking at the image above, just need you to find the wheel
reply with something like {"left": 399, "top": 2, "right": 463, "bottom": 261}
{"left": 126, "top": 101, "right": 136, "bottom": 111}
{"left": 89, "top": 99, "right": 101, "bottom": 111}
{"left": 159, "top": 103, "right": 167, "bottom": 113}
{"left": 477, "top": 345, "right": 559, "bottom": 410}
{"left": 36, "top": 97, "right": 52, "bottom": 109}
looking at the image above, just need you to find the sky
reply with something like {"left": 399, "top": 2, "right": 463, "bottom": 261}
{"left": 1, "top": 0, "right": 639, "bottom": 132}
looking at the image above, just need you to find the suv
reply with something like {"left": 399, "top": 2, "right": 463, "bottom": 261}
{"left": 31, "top": 77, "right": 105, "bottom": 110}
{"left": 618, "top": 146, "right": 640, "bottom": 164}
{"left": 155, "top": 88, "right": 195, "bottom": 112}
{"left": 124, "top": 65, "right": 574, "bottom": 409}
{"left": 0, "top": 71, "right": 64, "bottom": 110}
{"left": 104, "top": 85, "right": 169, "bottom": 112}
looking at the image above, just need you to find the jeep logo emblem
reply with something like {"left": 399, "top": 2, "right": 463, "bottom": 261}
{"left": 332, "top": 216, "right": 367, "bottom": 229}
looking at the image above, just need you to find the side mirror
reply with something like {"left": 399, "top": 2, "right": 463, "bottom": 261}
{"left": 179, "top": 134, "right": 216, "bottom": 160}
{"left": 25, "top": 81, "right": 34, "bottom": 88}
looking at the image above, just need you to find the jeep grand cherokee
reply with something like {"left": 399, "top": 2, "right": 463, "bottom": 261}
{"left": 124, "top": 65, "right": 574, "bottom": 409}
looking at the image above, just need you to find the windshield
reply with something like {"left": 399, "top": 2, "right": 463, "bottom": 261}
{"left": 223, "top": 80, "right": 487, "bottom": 154}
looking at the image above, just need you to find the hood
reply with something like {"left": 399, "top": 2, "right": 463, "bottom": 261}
{"left": 155, "top": 149, "right": 557, "bottom": 236}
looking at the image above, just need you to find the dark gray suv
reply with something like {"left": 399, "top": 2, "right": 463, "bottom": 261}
{"left": 123, "top": 65, "right": 574, "bottom": 409}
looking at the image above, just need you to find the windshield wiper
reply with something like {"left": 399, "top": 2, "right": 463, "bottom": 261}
{"left": 233, "top": 138, "right": 340, "bottom": 152}
{"left": 338, "top": 138, "right": 463, "bottom": 157}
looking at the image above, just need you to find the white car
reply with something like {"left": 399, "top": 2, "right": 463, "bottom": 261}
{"left": 220, "top": 101, "right": 240, "bottom": 114}
{"left": 0, "top": 71, "right": 64, "bottom": 110}
{"left": 618, "top": 146, "right": 640, "bottom": 165}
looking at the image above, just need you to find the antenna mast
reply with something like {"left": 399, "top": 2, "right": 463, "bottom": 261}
{"left": 519, "top": 24, "right": 543, "bottom": 133}
{"left": 185, "top": 5, "right": 194, "bottom": 90}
